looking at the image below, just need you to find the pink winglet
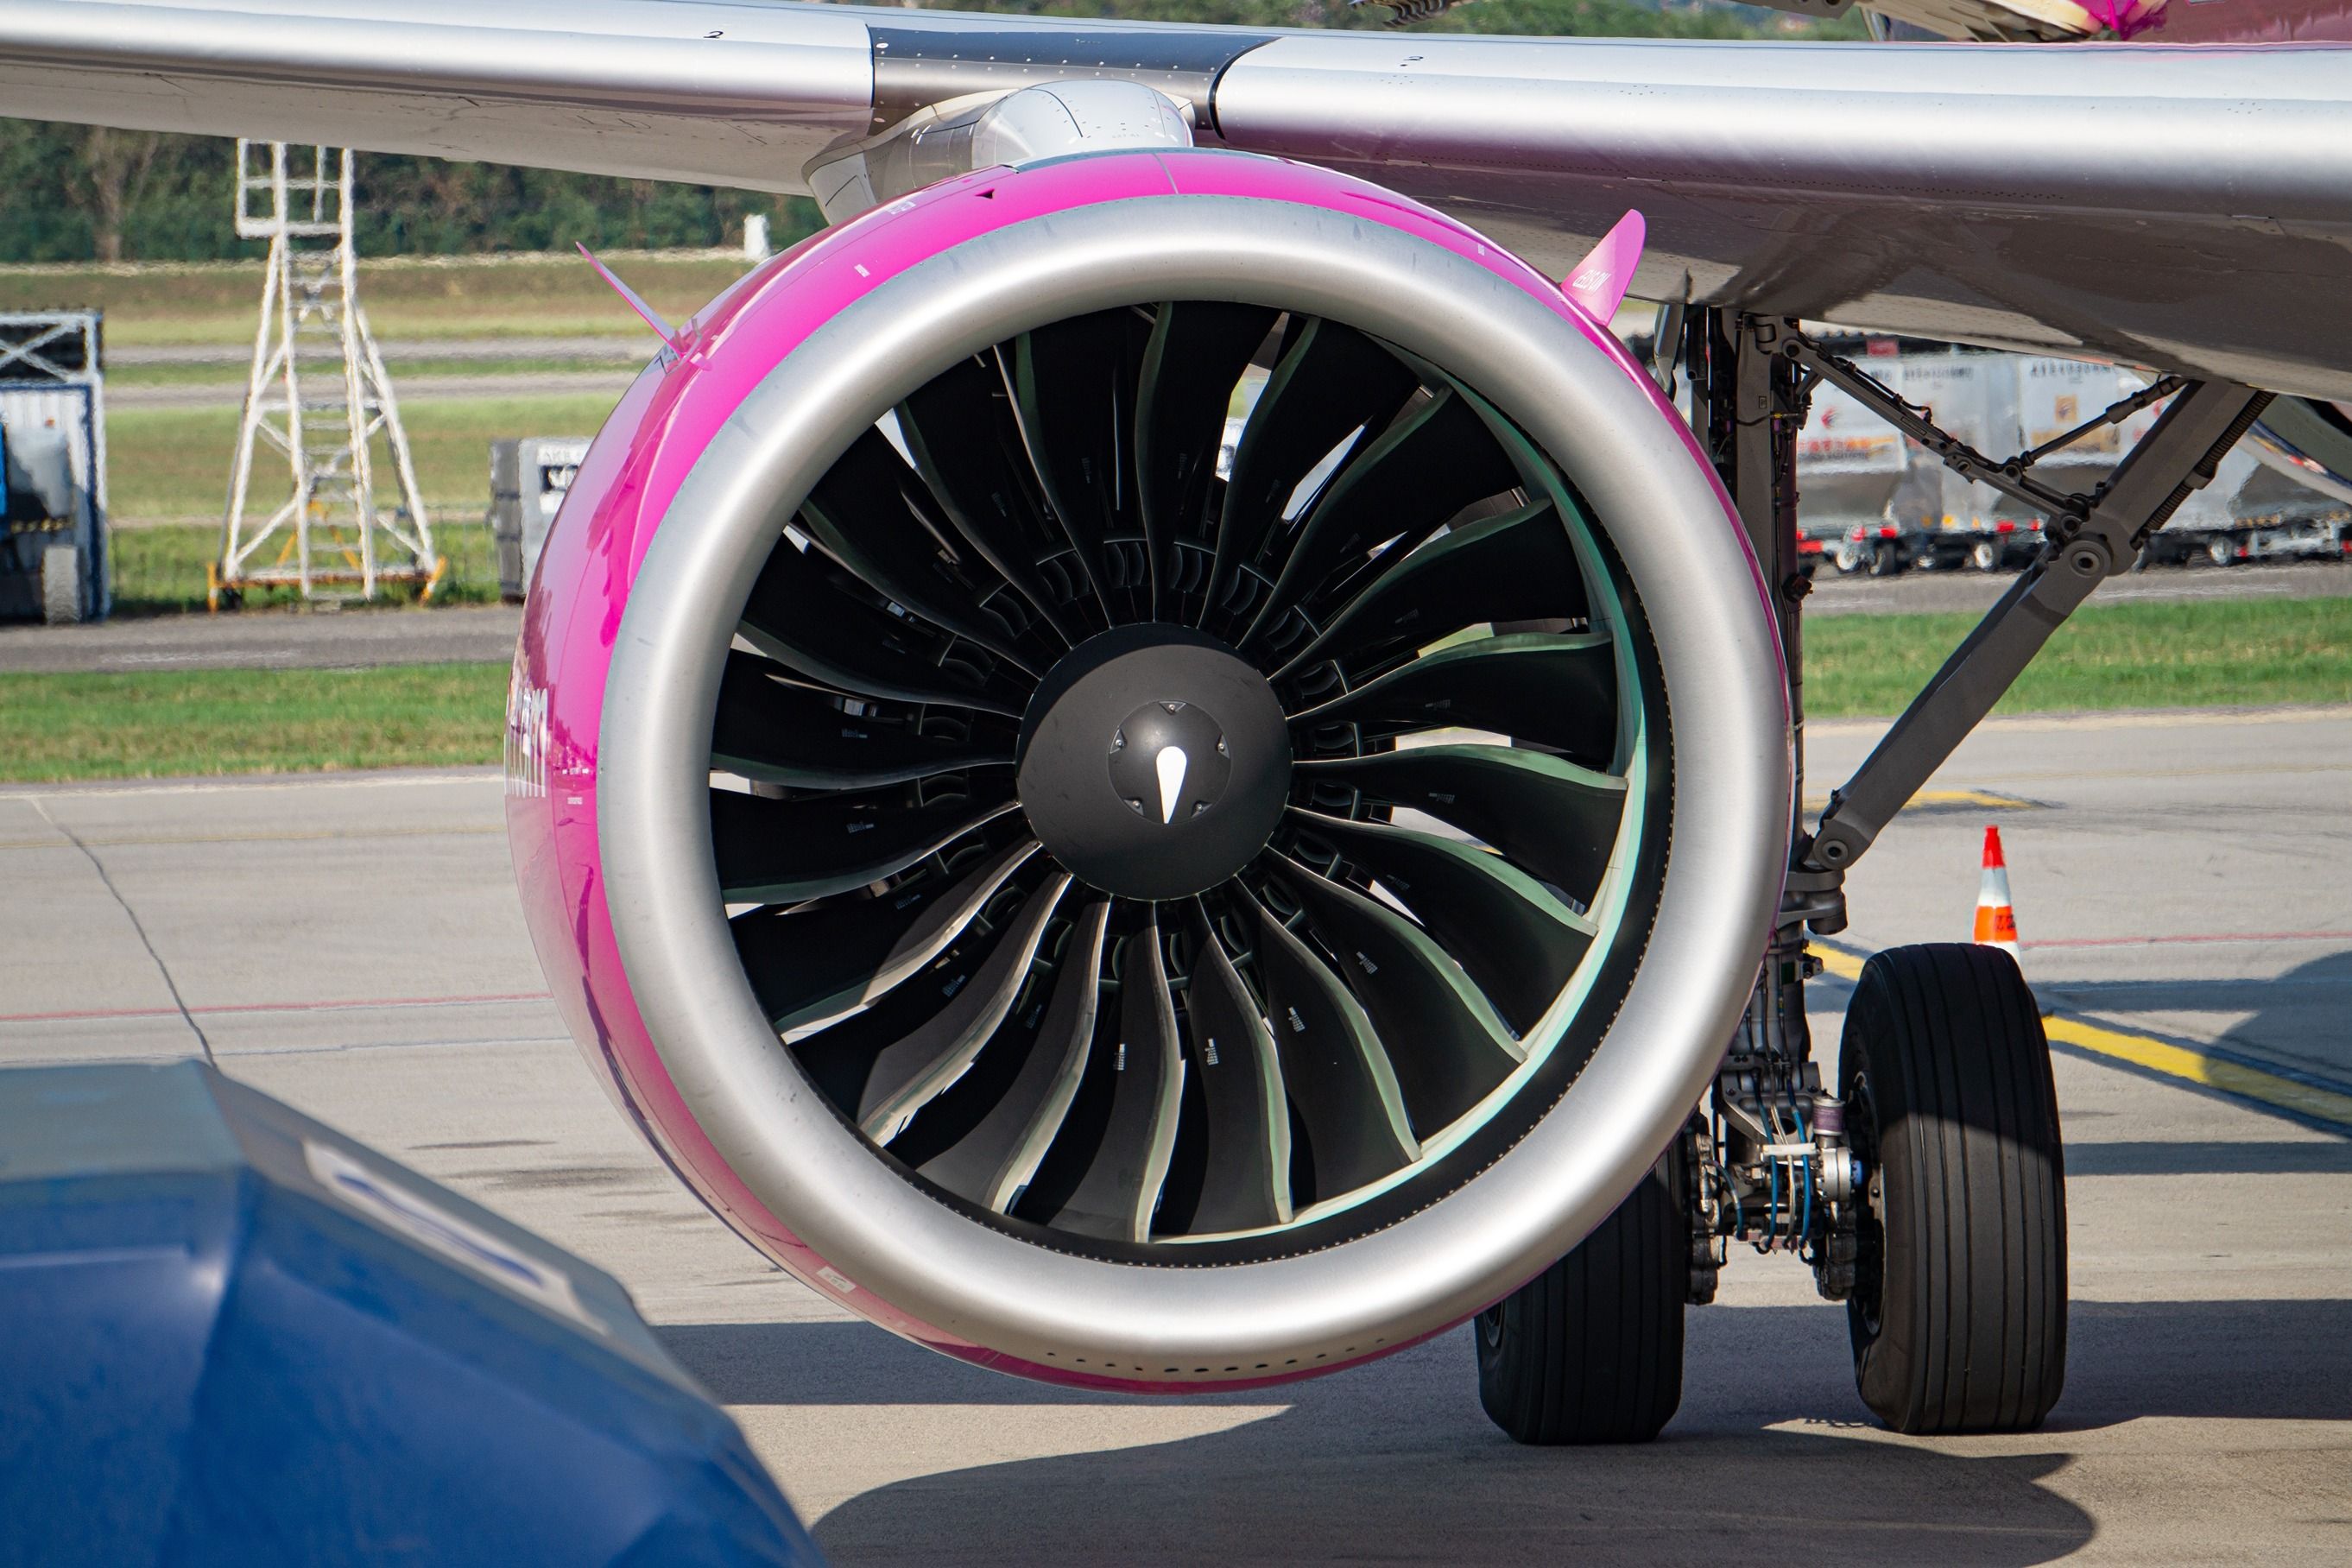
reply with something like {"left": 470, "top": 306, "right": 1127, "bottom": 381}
{"left": 575, "top": 241, "right": 686, "bottom": 355}
{"left": 1562, "top": 210, "right": 1646, "bottom": 325}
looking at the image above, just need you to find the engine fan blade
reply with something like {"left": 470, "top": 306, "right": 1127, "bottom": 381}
{"left": 1135, "top": 301, "right": 1280, "bottom": 618}
{"left": 737, "top": 535, "right": 1030, "bottom": 716}
{"left": 897, "top": 356, "right": 1086, "bottom": 645}
{"left": 800, "top": 428, "right": 1046, "bottom": 673}
{"left": 710, "top": 780, "right": 1018, "bottom": 905}
{"left": 801, "top": 429, "right": 1020, "bottom": 640}
{"left": 1270, "top": 502, "right": 1588, "bottom": 683}
{"left": 1238, "top": 885, "right": 1419, "bottom": 1203}
{"left": 1176, "top": 901, "right": 1293, "bottom": 1235}
{"left": 1239, "top": 389, "right": 1521, "bottom": 651}
{"left": 1039, "top": 911, "right": 1185, "bottom": 1243}
{"left": 913, "top": 897, "right": 1111, "bottom": 1213}
{"left": 1204, "top": 318, "right": 1419, "bottom": 629}
{"left": 1006, "top": 310, "right": 1154, "bottom": 621}
{"left": 1289, "top": 632, "right": 1616, "bottom": 768}
{"left": 711, "top": 651, "right": 1014, "bottom": 789}
{"left": 1267, "top": 857, "right": 1519, "bottom": 1134}
{"left": 789, "top": 876, "right": 1039, "bottom": 1122}
{"left": 1296, "top": 744, "right": 1628, "bottom": 907}
{"left": 857, "top": 872, "right": 1074, "bottom": 1143}
{"left": 730, "top": 839, "right": 1040, "bottom": 1034}
{"left": 1285, "top": 811, "right": 1594, "bottom": 1038}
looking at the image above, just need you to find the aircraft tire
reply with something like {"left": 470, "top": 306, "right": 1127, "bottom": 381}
{"left": 1475, "top": 1160, "right": 1685, "bottom": 1445}
{"left": 41, "top": 542, "right": 82, "bottom": 626}
{"left": 1842, "top": 943, "right": 2066, "bottom": 1434}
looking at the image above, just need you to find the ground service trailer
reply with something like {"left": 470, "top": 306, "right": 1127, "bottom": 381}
{"left": 0, "top": 312, "right": 107, "bottom": 623}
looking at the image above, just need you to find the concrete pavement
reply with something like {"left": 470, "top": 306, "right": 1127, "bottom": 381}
{"left": 0, "top": 601, "right": 522, "bottom": 673}
{"left": 1, "top": 711, "right": 2347, "bottom": 1564}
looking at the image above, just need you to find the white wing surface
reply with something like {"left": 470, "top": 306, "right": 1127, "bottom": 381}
{"left": 4, "top": 0, "right": 2352, "bottom": 396}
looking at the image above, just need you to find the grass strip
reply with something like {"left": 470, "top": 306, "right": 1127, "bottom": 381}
{"left": 109, "top": 516, "right": 505, "bottom": 610}
{"left": 106, "top": 392, "right": 622, "bottom": 528}
{"left": 0, "top": 595, "right": 2343, "bottom": 783}
{"left": 1805, "top": 596, "right": 2352, "bottom": 717}
{"left": 108, "top": 522, "right": 506, "bottom": 614}
{"left": 0, "top": 663, "right": 508, "bottom": 783}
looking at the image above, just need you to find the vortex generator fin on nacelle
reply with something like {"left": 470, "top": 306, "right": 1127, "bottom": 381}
{"left": 506, "top": 150, "right": 1790, "bottom": 1391}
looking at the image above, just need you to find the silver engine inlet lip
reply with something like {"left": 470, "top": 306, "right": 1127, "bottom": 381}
{"left": 600, "top": 189, "right": 1789, "bottom": 1381}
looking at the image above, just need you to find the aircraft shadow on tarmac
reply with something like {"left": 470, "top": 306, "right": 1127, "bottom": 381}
{"left": 2064, "top": 1138, "right": 2352, "bottom": 1175}
{"left": 654, "top": 953, "right": 2352, "bottom": 1565}
{"left": 2037, "top": 949, "right": 2352, "bottom": 1093}
{"left": 661, "top": 1293, "right": 2352, "bottom": 1566}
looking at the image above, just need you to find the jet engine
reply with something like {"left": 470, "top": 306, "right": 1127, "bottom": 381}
{"left": 505, "top": 149, "right": 1790, "bottom": 1390}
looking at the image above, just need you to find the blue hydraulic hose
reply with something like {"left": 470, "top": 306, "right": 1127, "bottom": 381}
{"left": 1795, "top": 1105, "right": 1813, "bottom": 1249}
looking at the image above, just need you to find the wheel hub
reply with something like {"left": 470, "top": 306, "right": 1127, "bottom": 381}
{"left": 1015, "top": 624, "right": 1291, "bottom": 901}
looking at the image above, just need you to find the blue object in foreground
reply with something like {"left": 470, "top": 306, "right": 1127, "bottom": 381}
{"left": 0, "top": 1060, "right": 820, "bottom": 1568}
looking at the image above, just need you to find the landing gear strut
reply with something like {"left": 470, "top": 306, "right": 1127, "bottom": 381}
{"left": 1477, "top": 307, "right": 2260, "bottom": 1445}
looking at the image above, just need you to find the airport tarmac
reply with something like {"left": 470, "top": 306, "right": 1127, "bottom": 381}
{"left": 2, "top": 709, "right": 2348, "bottom": 1564}
{"left": 0, "top": 600, "right": 524, "bottom": 673}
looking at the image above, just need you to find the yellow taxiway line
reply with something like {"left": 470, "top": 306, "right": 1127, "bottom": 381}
{"left": 1808, "top": 943, "right": 2352, "bottom": 1131}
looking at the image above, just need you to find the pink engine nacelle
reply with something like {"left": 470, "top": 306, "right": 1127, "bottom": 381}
{"left": 505, "top": 149, "right": 1783, "bottom": 1391}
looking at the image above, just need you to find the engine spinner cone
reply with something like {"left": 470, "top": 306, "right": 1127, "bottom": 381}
{"left": 1016, "top": 624, "right": 1291, "bottom": 901}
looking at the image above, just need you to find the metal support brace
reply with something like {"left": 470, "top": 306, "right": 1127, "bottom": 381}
{"left": 1785, "top": 336, "right": 2184, "bottom": 527}
{"left": 1720, "top": 313, "right": 1822, "bottom": 1059}
{"left": 1801, "top": 375, "right": 2273, "bottom": 901}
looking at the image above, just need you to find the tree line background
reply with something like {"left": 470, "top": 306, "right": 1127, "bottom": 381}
{"left": 0, "top": 0, "right": 1848, "bottom": 264}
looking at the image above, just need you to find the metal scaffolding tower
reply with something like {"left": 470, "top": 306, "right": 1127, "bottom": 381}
{"left": 213, "top": 142, "right": 439, "bottom": 608}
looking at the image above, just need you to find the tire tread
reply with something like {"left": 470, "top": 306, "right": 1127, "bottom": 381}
{"left": 1476, "top": 1165, "right": 1685, "bottom": 1445}
{"left": 1844, "top": 943, "right": 2065, "bottom": 1434}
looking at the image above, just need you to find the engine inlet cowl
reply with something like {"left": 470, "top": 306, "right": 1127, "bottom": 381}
{"left": 506, "top": 149, "right": 1788, "bottom": 1390}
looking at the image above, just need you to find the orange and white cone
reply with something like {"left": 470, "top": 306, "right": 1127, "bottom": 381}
{"left": 1974, "top": 824, "right": 2020, "bottom": 957}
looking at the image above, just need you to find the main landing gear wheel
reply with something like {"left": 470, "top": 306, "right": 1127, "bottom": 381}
{"left": 1476, "top": 1160, "right": 1686, "bottom": 1445}
{"left": 1842, "top": 943, "right": 2067, "bottom": 1434}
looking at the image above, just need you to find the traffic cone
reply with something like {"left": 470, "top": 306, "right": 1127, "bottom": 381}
{"left": 1974, "top": 825, "right": 2020, "bottom": 957}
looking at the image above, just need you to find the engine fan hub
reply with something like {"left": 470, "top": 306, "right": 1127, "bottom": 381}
{"left": 1015, "top": 623, "right": 1291, "bottom": 900}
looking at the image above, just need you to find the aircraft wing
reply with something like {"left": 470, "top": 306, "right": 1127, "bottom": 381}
{"left": 4, "top": 0, "right": 2352, "bottom": 399}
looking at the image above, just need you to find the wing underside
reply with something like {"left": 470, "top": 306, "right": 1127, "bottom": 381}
{"left": 4, "top": 0, "right": 2352, "bottom": 397}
